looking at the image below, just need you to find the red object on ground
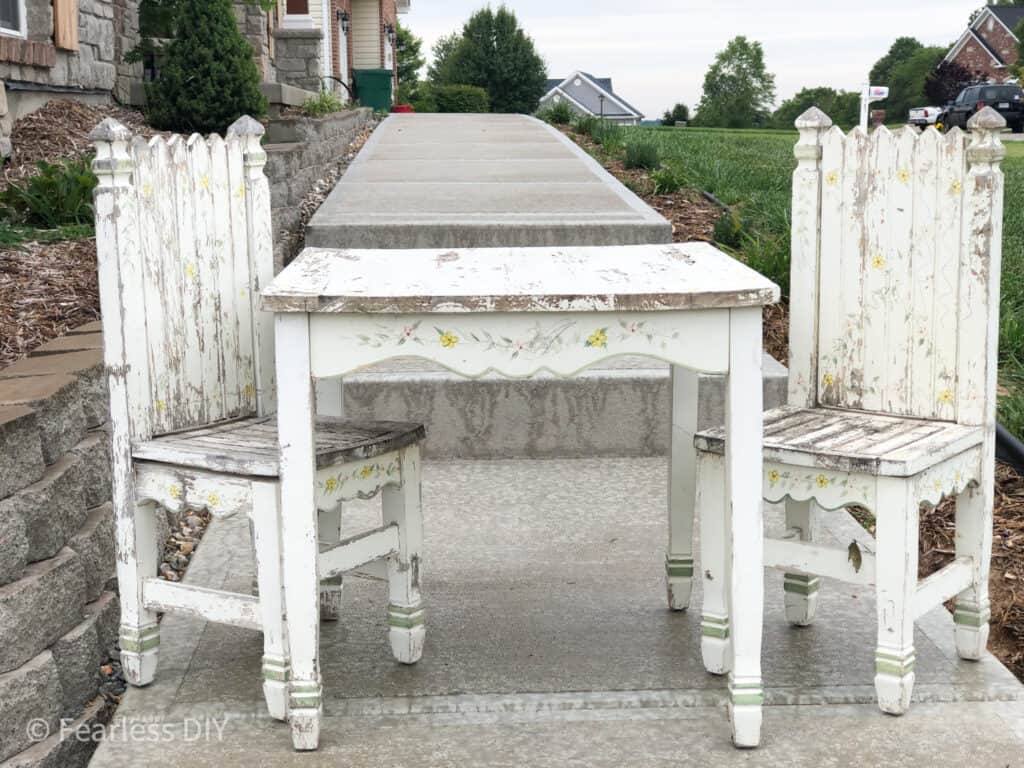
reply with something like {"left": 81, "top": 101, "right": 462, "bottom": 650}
{"left": 391, "top": 104, "right": 414, "bottom": 113}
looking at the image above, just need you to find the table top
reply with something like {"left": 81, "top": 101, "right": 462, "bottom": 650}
{"left": 260, "top": 243, "right": 780, "bottom": 315}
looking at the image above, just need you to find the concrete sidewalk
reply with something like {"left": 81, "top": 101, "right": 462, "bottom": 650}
{"left": 89, "top": 458, "right": 1024, "bottom": 767}
{"left": 305, "top": 114, "right": 671, "bottom": 249}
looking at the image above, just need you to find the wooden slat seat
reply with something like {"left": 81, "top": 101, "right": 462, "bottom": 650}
{"left": 133, "top": 416, "right": 426, "bottom": 477}
{"left": 695, "top": 405, "right": 982, "bottom": 477}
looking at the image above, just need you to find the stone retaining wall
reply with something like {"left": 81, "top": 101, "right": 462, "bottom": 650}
{"left": 264, "top": 106, "right": 374, "bottom": 268}
{"left": 0, "top": 321, "right": 121, "bottom": 768}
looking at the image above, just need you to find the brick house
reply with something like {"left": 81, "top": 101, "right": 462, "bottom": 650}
{"left": 243, "top": 0, "right": 406, "bottom": 102}
{"left": 944, "top": 4, "right": 1024, "bottom": 83}
{"left": 0, "top": 0, "right": 141, "bottom": 139}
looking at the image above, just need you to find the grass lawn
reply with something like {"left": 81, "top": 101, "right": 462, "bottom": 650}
{"left": 625, "top": 126, "right": 1024, "bottom": 437}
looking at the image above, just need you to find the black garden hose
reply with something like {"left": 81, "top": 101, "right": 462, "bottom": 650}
{"left": 996, "top": 422, "right": 1024, "bottom": 476}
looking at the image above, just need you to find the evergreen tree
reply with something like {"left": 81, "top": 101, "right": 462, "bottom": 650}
{"left": 145, "top": 0, "right": 266, "bottom": 134}
{"left": 661, "top": 103, "right": 690, "bottom": 125}
{"left": 426, "top": 32, "right": 461, "bottom": 84}
{"left": 772, "top": 87, "right": 859, "bottom": 129}
{"left": 433, "top": 6, "right": 547, "bottom": 114}
{"left": 868, "top": 37, "right": 922, "bottom": 86}
{"left": 396, "top": 21, "right": 425, "bottom": 85}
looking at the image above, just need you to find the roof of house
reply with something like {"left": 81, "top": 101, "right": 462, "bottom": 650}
{"left": 988, "top": 5, "right": 1024, "bottom": 33}
{"left": 542, "top": 72, "right": 643, "bottom": 119}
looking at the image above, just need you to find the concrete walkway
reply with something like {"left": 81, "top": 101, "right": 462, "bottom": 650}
{"left": 89, "top": 458, "right": 1024, "bottom": 766}
{"left": 305, "top": 114, "right": 671, "bottom": 248}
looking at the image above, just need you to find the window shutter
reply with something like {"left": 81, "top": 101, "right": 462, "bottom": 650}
{"left": 54, "top": 0, "right": 79, "bottom": 51}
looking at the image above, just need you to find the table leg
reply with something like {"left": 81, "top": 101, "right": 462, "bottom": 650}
{"left": 276, "top": 313, "right": 322, "bottom": 750}
{"left": 725, "top": 307, "right": 764, "bottom": 748}
{"left": 667, "top": 365, "right": 698, "bottom": 610}
{"left": 316, "top": 378, "right": 345, "bottom": 621}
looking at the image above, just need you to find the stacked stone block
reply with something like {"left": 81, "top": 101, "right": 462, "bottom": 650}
{"left": 0, "top": 320, "right": 121, "bottom": 768}
{"left": 272, "top": 27, "right": 324, "bottom": 93}
{"left": 263, "top": 107, "right": 373, "bottom": 268}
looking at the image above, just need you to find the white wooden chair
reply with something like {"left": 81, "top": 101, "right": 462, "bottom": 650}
{"left": 689, "top": 107, "right": 1005, "bottom": 745}
{"left": 91, "top": 117, "right": 427, "bottom": 726}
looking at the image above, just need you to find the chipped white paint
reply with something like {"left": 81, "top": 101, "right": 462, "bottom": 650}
{"left": 693, "top": 107, "right": 1006, "bottom": 728}
{"left": 264, "top": 241, "right": 778, "bottom": 749}
{"left": 260, "top": 242, "right": 780, "bottom": 314}
{"left": 92, "top": 118, "right": 428, "bottom": 737}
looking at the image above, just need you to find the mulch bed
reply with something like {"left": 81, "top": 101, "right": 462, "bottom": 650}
{"left": 0, "top": 237, "right": 99, "bottom": 367}
{"left": 1, "top": 99, "right": 160, "bottom": 191}
{"left": 567, "top": 125, "right": 1024, "bottom": 683}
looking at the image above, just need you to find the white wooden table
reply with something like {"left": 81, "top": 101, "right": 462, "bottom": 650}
{"left": 260, "top": 242, "right": 779, "bottom": 748}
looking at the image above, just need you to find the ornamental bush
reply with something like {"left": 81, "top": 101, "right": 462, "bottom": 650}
{"left": 144, "top": 0, "right": 266, "bottom": 134}
{"left": 408, "top": 83, "right": 489, "bottom": 113}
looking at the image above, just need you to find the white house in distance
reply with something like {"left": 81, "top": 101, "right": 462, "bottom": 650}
{"left": 540, "top": 71, "right": 644, "bottom": 126}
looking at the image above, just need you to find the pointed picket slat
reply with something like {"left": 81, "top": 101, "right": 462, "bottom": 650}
{"left": 225, "top": 135, "right": 257, "bottom": 416}
{"left": 909, "top": 127, "right": 941, "bottom": 418}
{"left": 208, "top": 134, "right": 241, "bottom": 418}
{"left": 938, "top": 130, "right": 968, "bottom": 420}
{"left": 816, "top": 126, "right": 847, "bottom": 408}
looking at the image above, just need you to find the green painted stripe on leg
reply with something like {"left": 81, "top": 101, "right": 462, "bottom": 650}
{"left": 388, "top": 604, "right": 425, "bottom": 629}
{"left": 701, "top": 615, "right": 729, "bottom": 639}
{"left": 783, "top": 574, "right": 820, "bottom": 595}
{"left": 730, "top": 682, "right": 764, "bottom": 706}
{"left": 953, "top": 609, "right": 990, "bottom": 628}
{"left": 120, "top": 626, "right": 160, "bottom": 653}
{"left": 875, "top": 650, "right": 916, "bottom": 676}
{"left": 666, "top": 557, "right": 694, "bottom": 578}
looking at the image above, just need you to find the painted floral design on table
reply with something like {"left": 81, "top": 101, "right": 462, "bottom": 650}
{"left": 319, "top": 459, "right": 400, "bottom": 498}
{"left": 354, "top": 319, "right": 684, "bottom": 360}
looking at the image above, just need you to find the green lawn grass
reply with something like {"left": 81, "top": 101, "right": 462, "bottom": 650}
{"left": 625, "top": 126, "right": 1024, "bottom": 435}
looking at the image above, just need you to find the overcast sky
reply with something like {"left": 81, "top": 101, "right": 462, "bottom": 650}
{"left": 403, "top": 0, "right": 978, "bottom": 119}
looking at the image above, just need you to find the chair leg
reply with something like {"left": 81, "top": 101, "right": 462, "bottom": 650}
{"left": 382, "top": 445, "right": 425, "bottom": 665}
{"left": 697, "top": 451, "right": 731, "bottom": 675}
{"left": 117, "top": 498, "right": 161, "bottom": 687}
{"left": 783, "top": 499, "right": 821, "bottom": 626}
{"left": 666, "top": 365, "right": 698, "bottom": 611}
{"left": 318, "top": 505, "right": 344, "bottom": 622}
{"left": 873, "top": 478, "right": 919, "bottom": 716}
{"left": 251, "top": 482, "right": 290, "bottom": 721}
{"left": 954, "top": 477, "right": 993, "bottom": 660}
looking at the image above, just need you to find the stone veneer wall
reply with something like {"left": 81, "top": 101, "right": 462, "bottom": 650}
{"left": 272, "top": 26, "right": 324, "bottom": 93}
{"left": 264, "top": 106, "right": 374, "bottom": 268}
{"left": 0, "top": 322, "right": 124, "bottom": 768}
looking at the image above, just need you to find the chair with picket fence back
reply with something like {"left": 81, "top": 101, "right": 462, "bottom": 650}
{"left": 90, "top": 116, "right": 426, "bottom": 740}
{"left": 690, "top": 106, "right": 1005, "bottom": 745}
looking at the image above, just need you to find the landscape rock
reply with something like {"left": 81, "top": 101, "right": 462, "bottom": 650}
{"left": 0, "top": 651, "right": 63, "bottom": 763}
{"left": 0, "top": 549, "right": 87, "bottom": 674}
{"left": 0, "top": 697, "right": 108, "bottom": 768}
{"left": 0, "top": 376, "right": 84, "bottom": 465}
{"left": 0, "top": 406, "right": 44, "bottom": 498}
{"left": 83, "top": 592, "right": 120, "bottom": 659}
{"left": 67, "top": 504, "right": 115, "bottom": 602}
{"left": 50, "top": 616, "right": 101, "bottom": 719}
{"left": 0, "top": 455, "right": 86, "bottom": 563}
{"left": 69, "top": 430, "right": 111, "bottom": 508}
{"left": 0, "top": 351, "right": 107, "bottom": 428}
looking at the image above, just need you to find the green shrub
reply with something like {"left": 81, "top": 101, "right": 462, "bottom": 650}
{"left": 0, "top": 159, "right": 97, "bottom": 230}
{"left": 571, "top": 114, "right": 599, "bottom": 136}
{"left": 590, "top": 119, "right": 624, "bottom": 151}
{"left": 301, "top": 89, "right": 346, "bottom": 118}
{"left": 538, "top": 101, "right": 574, "bottom": 125}
{"left": 432, "top": 84, "right": 490, "bottom": 113}
{"left": 405, "top": 83, "right": 488, "bottom": 113}
{"left": 624, "top": 141, "right": 660, "bottom": 170}
{"left": 144, "top": 0, "right": 266, "bottom": 134}
{"left": 651, "top": 166, "right": 684, "bottom": 194}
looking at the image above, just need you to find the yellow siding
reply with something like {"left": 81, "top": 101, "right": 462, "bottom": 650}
{"left": 352, "top": 0, "right": 381, "bottom": 69}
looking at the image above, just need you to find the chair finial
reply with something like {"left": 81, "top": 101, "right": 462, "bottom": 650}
{"left": 795, "top": 107, "right": 833, "bottom": 130}
{"left": 90, "top": 118, "right": 133, "bottom": 144}
{"left": 227, "top": 115, "right": 266, "bottom": 139}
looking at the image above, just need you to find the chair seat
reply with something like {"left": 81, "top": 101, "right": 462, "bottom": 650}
{"left": 695, "top": 406, "right": 982, "bottom": 477}
{"left": 133, "top": 416, "right": 426, "bottom": 478}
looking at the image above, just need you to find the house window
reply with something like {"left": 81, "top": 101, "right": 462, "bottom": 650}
{"left": 0, "top": 0, "right": 25, "bottom": 37}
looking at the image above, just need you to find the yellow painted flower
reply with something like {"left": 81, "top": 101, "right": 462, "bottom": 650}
{"left": 199, "top": 175, "right": 210, "bottom": 191}
{"left": 938, "top": 388, "right": 954, "bottom": 405}
{"left": 439, "top": 331, "right": 459, "bottom": 349}
{"left": 934, "top": 479, "right": 943, "bottom": 492}
{"left": 234, "top": 183, "right": 245, "bottom": 199}
{"left": 822, "top": 373, "right": 835, "bottom": 387}
{"left": 184, "top": 262, "right": 197, "bottom": 279}
{"left": 825, "top": 170, "right": 840, "bottom": 187}
{"left": 872, "top": 254, "right": 886, "bottom": 270}
{"left": 168, "top": 484, "right": 181, "bottom": 499}
{"left": 325, "top": 477, "right": 338, "bottom": 492}
{"left": 586, "top": 328, "right": 608, "bottom": 349}
{"left": 206, "top": 492, "right": 220, "bottom": 507}
{"left": 954, "top": 470, "right": 962, "bottom": 485}
{"left": 244, "top": 384, "right": 254, "bottom": 400}
{"left": 155, "top": 399, "right": 166, "bottom": 413}
{"left": 815, "top": 474, "right": 831, "bottom": 488}
{"left": 896, "top": 168, "right": 911, "bottom": 184}
{"left": 142, "top": 182, "right": 154, "bottom": 198}
{"left": 767, "top": 469, "right": 781, "bottom": 486}
{"left": 950, "top": 179, "right": 963, "bottom": 195}
{"left": 359, "top": 465, "right": 374, "bottom": 479}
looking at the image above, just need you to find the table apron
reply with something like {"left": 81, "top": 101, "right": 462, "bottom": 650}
{"left": 307, "top": 309, "right": 733, "bottom": 379}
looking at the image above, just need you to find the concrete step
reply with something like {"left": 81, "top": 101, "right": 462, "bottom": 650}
{"left": 340, "top": 355, "right": 789, "bottom": 458}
